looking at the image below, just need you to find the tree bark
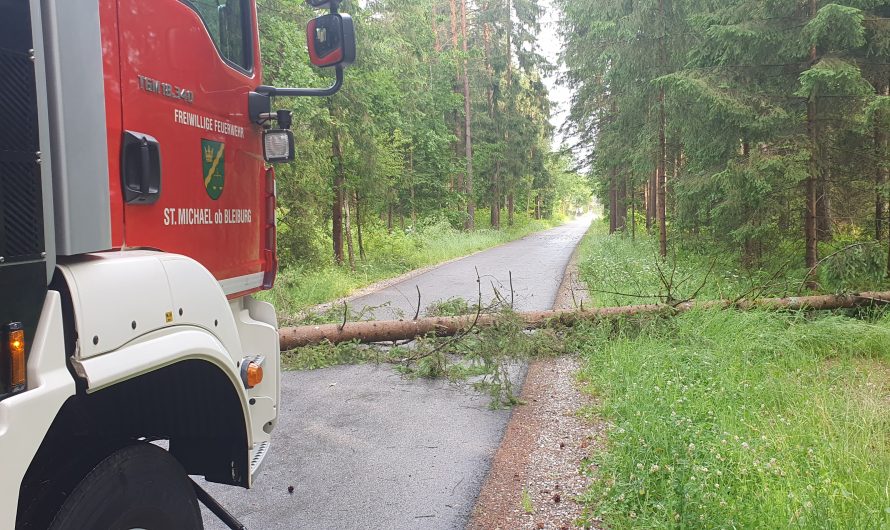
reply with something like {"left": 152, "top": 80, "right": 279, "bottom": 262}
{"left": 432, "top": 1, "right": 441, "bottom": 53}
{"left": 656, "top": 0, "right": 667, "bottom": 257}
{"left": 617, "top": 171, "right": 627, "bottom": 231}
{"left": 355, "top": 191, "right": 365, "bottom": 261}
{"left": 330, "top": 103, "right": 345, "bottom": 265}
{"left": 279, "top": 291, "right": 890, "bottom": 349}
{"left": 491, "top": 160, "right": 501, "bottom": 229}
{"left": 646, "top": 168, "right": 656, "bottom": 231}
{"left": 461, "top": 0, "right": 474, "bottom": 231}
{"left": 876, "top": 88, "right": 886, "bottom": 242}
{"left": 450, "top": 0, "right": 463, "bottom": 197}
{"left": 657, "top": 87, "right": 667, "bottom": 257}
{"left": 344, "top": 189, "right": 355, "bottom": 271}
{"left": 630, "top": 180, "right": 636, "bottom": 240}
{"left": 816, "top": 166, "right": 831, "bottom": 242}
{"left": 805, "top": 97, "right": 819, "bottom": 288}
{"left": 609, "top": 168, "right": 617, "bottom": 234}
{"left": 804, "top": 2, "right": 819, "bottom": 289}
{"left": 409, "top": 147, "right": 416, "bottom": 226}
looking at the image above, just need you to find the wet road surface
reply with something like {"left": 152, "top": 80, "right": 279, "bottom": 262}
{"left": 201, "top": 215, "right": 593, "bottom": 530}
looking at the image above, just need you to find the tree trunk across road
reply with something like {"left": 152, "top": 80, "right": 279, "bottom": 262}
{"left": 280, "top": 291, "right": 890, "bottom": 349}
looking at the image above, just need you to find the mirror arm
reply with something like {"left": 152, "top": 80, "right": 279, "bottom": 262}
{"left": 255, "top": 66, "right": 344, "bottom": 98}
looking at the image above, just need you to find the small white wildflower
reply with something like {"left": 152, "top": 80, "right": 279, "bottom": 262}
{"left": 741, "top": 442, "right": 750, "bottom": 450}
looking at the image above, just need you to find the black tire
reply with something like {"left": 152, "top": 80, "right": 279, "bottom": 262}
{"left": 48, "top": 443, "right": 203, "bottom": 530}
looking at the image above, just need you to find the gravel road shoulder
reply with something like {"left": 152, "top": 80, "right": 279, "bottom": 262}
{"left": 468, "top": 221, "right": 605, "bottom": 530}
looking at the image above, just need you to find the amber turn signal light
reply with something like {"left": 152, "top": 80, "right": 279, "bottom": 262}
{"left": 240, "top": 356, "right": 265, "bottom": 389}
{"left": 7, "top": 322, "right": 26, "bottom": 392}
{"left": 247, "top": 362, "right": 263, "bottom": 388}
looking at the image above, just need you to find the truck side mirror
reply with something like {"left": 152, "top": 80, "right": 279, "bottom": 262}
{"left": 307, "top": 14, "right": 355, "bottom": 68}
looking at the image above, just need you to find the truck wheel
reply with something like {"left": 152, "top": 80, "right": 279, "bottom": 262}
{"left": 48, "top": 443, "right": 203, "bottom": 530}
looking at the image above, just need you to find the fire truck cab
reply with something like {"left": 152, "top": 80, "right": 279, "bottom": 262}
{"left": 0, "top": 0, "right": 354, "bottom": 528}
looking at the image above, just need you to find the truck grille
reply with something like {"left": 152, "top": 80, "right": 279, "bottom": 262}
{"left": 0, "top": 11, "right": 44, "bottom": 262}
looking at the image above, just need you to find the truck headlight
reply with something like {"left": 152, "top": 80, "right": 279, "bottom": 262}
{"left": 263, "top": 129, "right": 295, "bottom": 163}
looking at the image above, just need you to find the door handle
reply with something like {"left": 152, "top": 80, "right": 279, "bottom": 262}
{"left": 121, "top": 131, "right": 161, "bottom": 204}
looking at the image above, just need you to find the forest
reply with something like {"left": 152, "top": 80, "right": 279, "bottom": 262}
{"left": 561, "top": 0, "right": 890, "bottom": 292}
{"left": 261, "top": 1, "right": 890, "bottom": 527}
{"left": 256, "top": 0, "right": 591, "bottom": 313}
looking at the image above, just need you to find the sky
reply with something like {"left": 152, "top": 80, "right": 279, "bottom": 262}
{"left": 537, "top": 0, "right": 572, "bottom": 151}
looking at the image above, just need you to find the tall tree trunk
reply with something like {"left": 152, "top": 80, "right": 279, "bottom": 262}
{"left": 804, "top": 0, "right": 819, "bottom": 289}
{"left": 432, "top": 1, "right": 441, "bottom": 53}
{"left": 630, "top": 180, "right": 636, "bottom": 240}
{"left": 489, "top": 164, "right": 500, "bottom": 230}
{"left": 647, "top": 168, "right": 656, "bottom": 231}
{"left": 449, "top": 0, "right": 463, "bottom": 197}
{"left": 656, "top": 0, "right": 667, "bottom": 257}
{"left": 617, "top": 171, "right": 627, "bottom": 231}
{"left": 483, "top": 22, "right": 500, "bottom": 230}
{"left": 387, "top": 202, "right": 393, "bottom": 233}
{"left": 330, "top": 102, "right": 344, "bottom": 265}
{"left": 507, "top": 193, "right": 514, "bottom": 226}
{"left": 344, "top": 189, "right": 355, "bottom": 271}
{"left": 805, "top": 98, "right": 818, "bottom": 288}
{"left": 609, "top": 169, "right": 617, "bottom": 234}
{"left": 461, "top": 0, "right": 474, "bottom": 231}
{"left": 741, "top": 141, "right": 754, "bottom": 266}
{"left": 355, "top": 191, "right": 365, "bottom": 261}
{"left": 878, "top": 83, "right": 888, "bottom": 243}
{"left": 409, "top": 148, "right": 416, "bottom": 226}
{"left": 816, "top": 166, "right": 831, "bottom": 241}
{"left": 657, "top": 88, "right": 667, "bottom": 257}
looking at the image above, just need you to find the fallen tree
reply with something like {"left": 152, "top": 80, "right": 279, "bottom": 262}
{"left": 278, "top": 291, "right": 890, "bottom": 350}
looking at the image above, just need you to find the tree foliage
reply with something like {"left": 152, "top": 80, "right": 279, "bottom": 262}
{"left": 560, "top": 0, "right": 890, "bottom": 282}
{"left": 257, "top": 0, "right": 581, "bottom": 268}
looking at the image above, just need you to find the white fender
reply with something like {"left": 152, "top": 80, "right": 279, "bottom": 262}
{"left": 57, "top": 250, "right": 279, "bottom": 483}
{"left": 0, "top": 291, "right": 76, "bottom": 530}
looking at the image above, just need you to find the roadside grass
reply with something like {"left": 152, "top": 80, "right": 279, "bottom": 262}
{"left": 572, "top": 310, "right": 890, "bottom": 528}
{"left": 263, "top": 210, "right": 564, "bottom": 322}
{"left": 573, "top": 222, "right": 890, "bottom": 528}
{"left": 577, "top": 221, "right": 890, "bottom": 308}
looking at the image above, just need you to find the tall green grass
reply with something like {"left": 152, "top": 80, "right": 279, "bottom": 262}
{"left": 262, "top": 211, "right": 563, "bottom": 321}
{"left": 578, "top": 221, "right": 890, "bottom": 309}
{"left": 574, "top": 221, "right": 890, "bottom": 528}
{"left": 574, "top": 311, "right": 890, "bottom": 528}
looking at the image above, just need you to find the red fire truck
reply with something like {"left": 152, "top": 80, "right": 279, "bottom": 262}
{"left": 0, "top": 0, "right": 354, "bottom": 528}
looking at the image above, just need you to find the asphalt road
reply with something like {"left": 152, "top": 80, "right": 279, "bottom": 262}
{"left": 201, "top": 215, "right": 594, "bottom": 530}
{"left": 349, "top": 214, "right": 595, "bottom": 319}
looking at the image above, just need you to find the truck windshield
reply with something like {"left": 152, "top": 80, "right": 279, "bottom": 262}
{"left": 183, "top": 0, "right": 252, "bottom": 71}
